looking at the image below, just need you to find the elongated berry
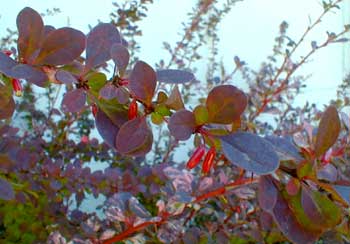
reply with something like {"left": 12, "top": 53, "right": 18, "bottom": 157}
{"left": 91, "top": 103, "right": 98, "bottom": 118}
{"left": 202, "top": 147, "right": 216, "bottom": 174}
{"left": 11, "top": 78, "right": 22, "bottom": 97}
{"left": 128, "top": 99, "right": 138, "bottom": 120}
{"left": 186, "top": 145, "right": 206, "bottom": 169}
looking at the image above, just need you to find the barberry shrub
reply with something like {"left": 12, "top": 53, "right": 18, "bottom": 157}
{"left": 0, "top": 2, "right": 350, "bottom": 244}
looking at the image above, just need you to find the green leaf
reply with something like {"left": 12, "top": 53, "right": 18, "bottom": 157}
{"left": 314, "top": 105, "right": 340, "bottom": 157}
{"left": 206, "top": 85, "right": 247, "bottom": 124}
{"left": 193, "top": 105, "right": 209, "bottom": 125}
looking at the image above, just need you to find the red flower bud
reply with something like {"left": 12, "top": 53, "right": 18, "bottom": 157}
{"left": 128, "top": 99, "right": 138, "bottom": 120}
{"left": 202, "top": 147, "right": 216, "bottom": 174}
{"left": 91, "top": 103, "right": 98, "bottom": 118}
{"left": 186, "top": 145, "right": 206, "bottom": 169}
{"left": 11, "top": 78, "right": 22, "bottom": 97}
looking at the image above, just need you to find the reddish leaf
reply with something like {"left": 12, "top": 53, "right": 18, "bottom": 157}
{"left": 128, "top": 61, "right": 157, "bottom": 106}
{"left": 220, "top": 132, "right": 279, "bottom": 175}
{"left": 314, "top": 105, "right": 340, "bottom": 157}
{"left": 43, "top": 25, "right": 55, "bottom": 37}
{"left": 86, "top": 23, "right": 121, "bottom": 69}
{"left": 34, "top": 27, "right": 85, "bottom": 65}
{"left": 0, "top": 178, "right": 15, "bottom": 200}
{"left": 61, "top": 89, "right": 86, "bottom": 113}
{"left": 156, "top": 69, "right": 195, "bottom": 84}
{"left": 95, "top": 109, "right": 127, "bottom": 149}
{"left": 116, "top": 117, "right": 153, "bottom": 156}
{"left": 16, "top": 7, "right": 44, "bottom": 63}
{"left": 55, "top": 70, "right": 78, "bottom": 84}
{"left": 206, "top": 85, "right": 247, "bottom": 124}
{"left": 165, "top": 85, "right": 184, "bottom": 111}
{"left": 258, "top": 176, "right": 277, "bottom": 211}
{"left": 110, "top": 43, "right": 129, "bottom": 75}
{"left": 0, "top": 95, "right": 15, "bottom": 120}
{"left": 168, "top": 109, "right": 196, "bottom": 141}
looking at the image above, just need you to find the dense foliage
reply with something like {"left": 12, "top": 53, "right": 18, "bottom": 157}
{"left": 1, "top": 1, "right": 350, "bottom": 243}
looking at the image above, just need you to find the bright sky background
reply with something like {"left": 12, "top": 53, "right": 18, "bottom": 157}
{"left": 1, "top": 0, "right": 349, "bottom": 106}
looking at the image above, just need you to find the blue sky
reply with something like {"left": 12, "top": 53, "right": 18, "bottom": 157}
{"left": 1, "top": 0, "right": 349, "bottom": 106}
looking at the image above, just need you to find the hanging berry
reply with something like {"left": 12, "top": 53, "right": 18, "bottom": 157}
{"left": 11, "top": 78, "right": 22, "bottom": 97}
{"left": 186, "top": 145, "right": 206, "bottom": 169}
{"left": 128, "top": 99, "right": 138, "bottom": 120}
{"left": 202, "top": 147, "right": 216, "bottom": 174}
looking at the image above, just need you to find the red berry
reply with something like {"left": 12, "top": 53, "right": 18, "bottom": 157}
{"left": 11, "top": 78, "right": 22, "bottom": 97}
{"left": 202, "top": 147, "right": 216, "bottom": 174}
{"left": 2, "top": 50, "right": 12, "bottom": 56}
{"left": 91, "top": 103, "right": 98, "bottom": 117}
{"left": 128, "top": 99, "right": 138, "bottom": 120}
{"left": 186, "top": 145, "right": 206, "bottom": 169}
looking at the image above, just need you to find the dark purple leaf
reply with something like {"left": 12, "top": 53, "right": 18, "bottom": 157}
{"left": 61, "top": 89, "right": 86, "bottom": 113}
{"left": 115, "top": 117, "right": 153, "bottom": 156}
{"left": 110, "top": 43, "right": 129, "bottom": 75}
{"left": 34, "top": 27, "right": 85, "bottom": 65}
{"left": 0, "top": 52, "right": 17, "bottom": 75}
{"left": 165, "top": 85, "right": 184, "bottom": 110}
{"left": 258, "top": 176, "right": 277, "bottom": 211}
{"left": 11, "top": 64, "right": 48, "bottom": 87}
{"left": 55, "top": 70, "right": 78, "bottom": 84}
{"left": 156, "top": 69, "right": 195, "bottom": 84}
{"left": 264, "top": 135, "right": 303, "bottom": 162}
{"left": 206, "top": 85, "right": 247, "bottom": 124}
{"left": 43, "top": 25, "right": 55, "bottom": 37}
{"left": 220, "top": 132, "right": 279, "bottom": 175}
{"left": 168, "top": 109, "right": 196, "bottom": 141}
{"left": 271, "top": 192, "right": 319, "bottom": 244}
{"left": 0, "top": 178, "right": 15, "bottom": 200}
{"left": 86, "top": 23, "right": 121, "bottom": 69}
{"left": 16, "top": 7, "right": 44, "bottom": 63}
{"left": 128, "top": 61, "right": 156, "bottom": 106}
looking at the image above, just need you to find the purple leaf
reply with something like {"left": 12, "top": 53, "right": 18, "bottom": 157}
{"left": 221, "top": 132, "right": 279, "bottom": 175}
{"left": 110, "top": 43, "right": 130, "bottom": 75}
{"left": 55, "top": 70, "right": 78, "bottom": 84}
{"left": 0, "top": 178, "right": 15, "bottom": 200}
{"left": 86, "top": 23, "right": 121, "bottom": 69}
{"left": 95, "top": 109, "right": 127, "bottom": 149}
{"left": 128, "top": 197, "right": 151, "bottom": 218}
{"left": 258, "top": 176, "right": 277, "bottom": 212}
{"left": 156, "top": 69, "right": 195, "bottom": 84}
{"left": 0, "top": 52, "right": 17, "bottom": 76}
{"left": 99, "top": 83, "right": 118, "bottom": 100}
{"left": 43, "top": 25, "right": 55, "bottom": 37}
{"left": 264, "top": 135, "right": 303, "bottom": 162}
{"left": 115, "top": 87, "right": 129, "bottom": 104}
{"left": 168, "top": 109, "right": 196, "bottom": 141}
{"left": 11, "top": 64, "right": 48, "bottom": 87}
{"left": 16, "top": 7, "right": 44, "bottom": 63}
{"left": 34, "top": 27, "right": 85, "bottom": 65}
{"left": 317, "top": 163, "right": 337, "bottom": 182}
{"left": 115, "top": 117, "right": 153, "bottom": 156}
{"left": 61, "top": 89, "right": 86, "bottom": 113}
{"left": 128, "top": 61, "right": 157, "bottom": 106}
